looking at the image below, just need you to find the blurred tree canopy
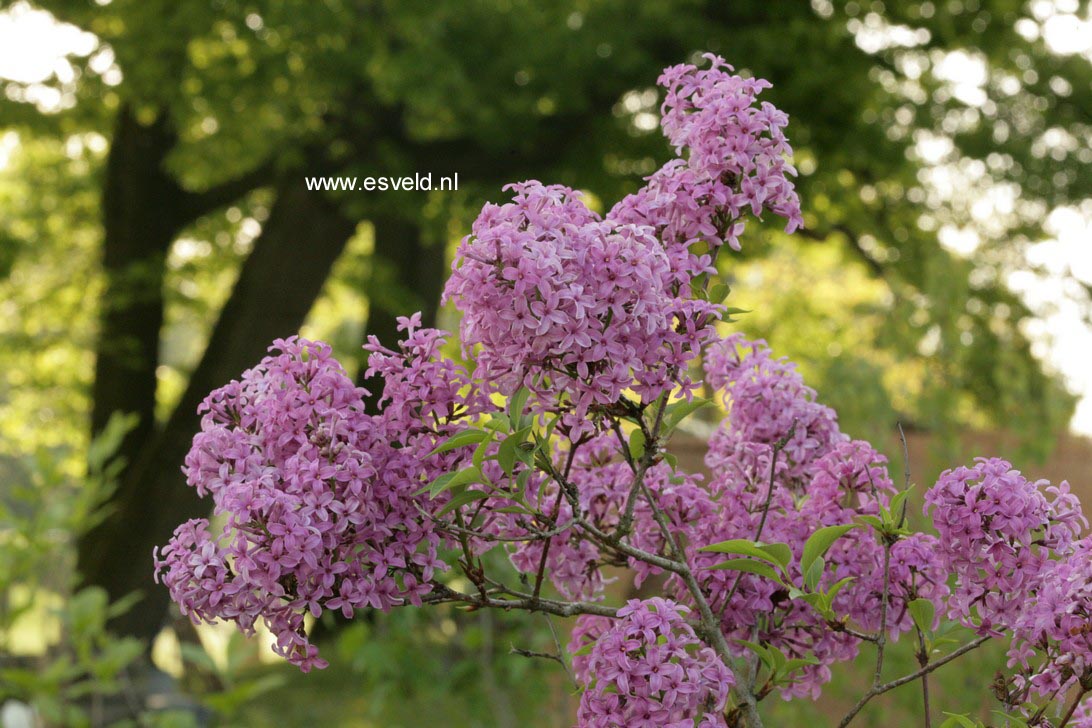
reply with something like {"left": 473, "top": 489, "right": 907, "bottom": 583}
{"left": 1, "top": 0, "right": 1089, "bottom": 645}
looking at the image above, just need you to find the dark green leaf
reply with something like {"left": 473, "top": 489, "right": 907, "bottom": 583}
{"left": 706, "top": 558, "right": 784, "bottom": 584}
{"left": 427, "top": 429, "right": 490, "bottom": 457}
{"left": 801, "top": 524, "right": 856, "bottom": 575}
{"left": 436, "top": 489, "right": 492, "bottom": 517}
{"left": 662, "top": 397, "right": 714, "bottom": 433}
{"left": 430, "top": 466, "right": 482, "bottom": 498}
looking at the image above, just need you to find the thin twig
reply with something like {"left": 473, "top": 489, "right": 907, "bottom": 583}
{"left": 637, "top": 480, "right": 762, "bottom": 726}
{"left": 430, "top": 513, "right": 577, "bottom": 543}
{"left": 616, "top": 395, "right": 669, "bottom": 537}
{"left": 420, "top": 582, "right": 618, "bottom": 619}
{"left": 836, "top": 635, "right": 992, "bottom": 727}
{"left": 915, "top": 626, "right": 932, "bottom": 728}
{"left": 827, "top": 622, "right": 880, "bottom": 644}
{"left": 874, "top": 543, "right": 893, "bottom": 685}
{"left": 545, "top": 614, "right": 577, "bottom": 689}
{"left": 598, "top": 414, "right": 762, "bottom": 725}
{"left": 1060, "top": 687, "right": 1090, "bottom": 728}
{"left": 577, "top": 514, "right": 686, "bottom": 574}
{"left": 896, "top": 421, "right": 911, "bottom": 490}
{"left": 896, "top": 421, "right": 911, "bottom": 525}
{"left": 510, "top": 645, "right": 568, "bottom": 669}
{"left": 532, "top": 447, "right": 578, "bottom": 600}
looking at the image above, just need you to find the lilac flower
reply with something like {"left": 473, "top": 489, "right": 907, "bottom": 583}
{"left": 445, "top": 182, "right": 720, "bottom": 438}
{"left": 155, "top": 335, "right": 452, "bottom": 670}
{"left": 571, "top": 599, "right": 733, "bottom": 727}
{"left": 924, "top": 457, "right": 1085, "bottom": 634}
{"left": 704, "top": 334, "right": 846, "bottom": 489}
{"left": 611, "top": 53, "right": 803, "bottom": 255}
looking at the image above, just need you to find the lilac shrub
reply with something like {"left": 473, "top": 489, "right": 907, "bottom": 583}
{"left": 156, "top": 54, "right": 1090, "bottom": 727}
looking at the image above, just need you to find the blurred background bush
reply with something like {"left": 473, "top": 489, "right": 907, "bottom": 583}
{"left": 0, "top": 0, "right": 1090, "bottom": 725}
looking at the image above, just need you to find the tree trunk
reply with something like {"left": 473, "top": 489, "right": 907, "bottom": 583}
{"left": 79, "top": 179, "right": 359, "bottom": 641}
{"left": 90, "top": 107, "right": 184, "bottom": 472}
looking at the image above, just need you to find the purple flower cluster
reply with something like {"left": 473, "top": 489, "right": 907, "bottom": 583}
{"left": 362, "top": 312, "right": 488, "bottom": 434}
{"left": 570, "top": 598, "right": 734, "bottom": 727}
{"left": 703, "top": 334, "right": 845, "bottom": 489}
{"left": 154, "top": 336, "right": 452, "bottom": 670}
{"left": 444, "top": 181, "right": 721, "bottom": 436}
{"left": 445, "top": 57, "right": 805, "bottom": 438}
{"left": 492, "top": 333, "right": 947, "bottom": 701}
{"left": 924, "top": 457, "right": 1085, "bottom": 634}
{"left": 611, "top": 53, "right": 803, "bottom": 256}
{"left": 1006, "top": 539, "right": 1092, "bottom": 701}
{"left": 924, "top": 458, "right": 1092, "bottom": 707}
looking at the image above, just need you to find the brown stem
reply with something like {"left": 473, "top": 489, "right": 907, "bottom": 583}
{"left": 420, "top": 582, "right": 618, "bottom": 619}
{"left": 874, "top": 543, "right": 893, "bottom": 684}
{"left": 915, "top": 627, "right": 932, "bottom": 728}
{"left": 836, "top": 635, "right": 991, "bottom": 727}
{"left": 1060, "top": 688, "right": 1090, "bottom": 728}
{"left": 616, "top": 394, "right": 668, "bottom": 537}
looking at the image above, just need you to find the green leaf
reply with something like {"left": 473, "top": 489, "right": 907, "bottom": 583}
{"left": 484, "top": 413, "right": 511, "bottom": 431}
{"left": 825, "top": 576, "right": 855, "bottom": 601}
{"left": 908, "top": 598, "right": 936, "bottom": 633}
{"left": 698, "top": 539, "right": 789, "bottom": 570}
{"left": 856, "top": 514, "right": 884, "bottom": 530}
{"left": 888, "top": 487, "right": 913, "bottom": 524}
{"left": 758, "top": 542, "right": 793, "bottom": 570}
{"left": 570, "top": 643, "right": 594, "bottom": 657}
{"left": 662, "top": 397, "right": 714, "bottom": 433}
{"left": 436, "top": 489, "right": 492, "bottom": 517}
{"left": 990, "top": 712, "right": 1028, "bottom": 728}
{"left": 939, "top": 714, "right": 980, "bottom": 728}
{"left": 514, "top": 468, "right": 532, "bottom": 492}
{"left": 179, "top": 643, "right": 218, "bottom": 674}
{"left": 766, "top": 644, "right": 788, "bottom": 672}
{"left": 804, "top": 556, "right": 825, "bottom": 591}
{"left": 706, "top": 558, "right": 784, "bottom": 584}
{"left": 722, "top": 306, "right": 751, "bottom": 322}
{"left": 514, "top": 441, "right": 536, "bottom": 467}
{"left": 498, "top": 435, "right": 519, "bottom": 475}
{"left": 430, "top": 466, "right": 482, "bottom": 498}
{"left": 427, "top": 428, "right": 490, "bottom": 457}
{"left": 472, "top": 431, "right": 494, "bottom": 470}
{"left": 736, "top": 640, "right": 772, "bottom": 669}
{"left": 104, "top": 591, "right": 142, "bottom": 620}
{"left": 419, "top": 471, "right": 453, "bottom": 496}
{"left": 707, "top": 282, "right": 731, "bottom": 304}
{"left": 779, "top": 657, "right": 820, "bottom": 675}
{"left": 496, "top": 425, "right": 532, "bottom": 475}
{"left": 801, "top": 524, "right": 856, "bottom": 575}
{"left": 794, "top": 592, "right": 825, "bottom": 610}
{"left": 508, "top": 386, "right": 531, "bottom": 429}
{"left": 629, "top": 429, "right": 647, "bottom": 461}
